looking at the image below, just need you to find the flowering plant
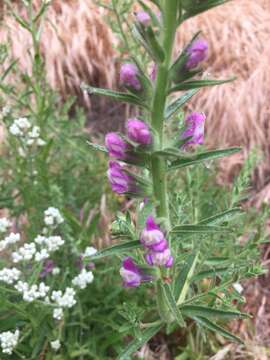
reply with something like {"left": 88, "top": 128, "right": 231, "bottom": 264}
{"left": 83, "top": 0, "right": 263, "bottom": 357}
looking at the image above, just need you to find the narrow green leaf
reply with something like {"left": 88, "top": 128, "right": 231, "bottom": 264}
{"left": 145, "top": 27, "right": 165, "bottom": 63}
{"left": 169, "top": 147, "right": 241, "bottom": 170}
{"left": 85, "top": 241, "right": 141, "bottom": 261}
{"left": 174, "top": 253, "right": 199, "bottom": 305}
{"left": 198, "top": 208, "right": 243, "bottom": 226}
{"left": 193, "top": 316, "right": 244, "bottom": 344}
{"left": 181, "top": 305, "right": 249, "bottom": 320}
{"left": 116, "top": 324, "right": 162, "bottom": 360}
{"left": 169, "top": 77, "right": 235, "bottom": 93}
{"left": 170, "top": 224, "right": 231, "bottom": 234}
{"left": 81, "top": 83, "right": 146, "bottom": 108}
{"left": 159, "top": 282, "right": 186, "bottom": 327}
{"left": 165, "top": 89, "right": 199, "bottom": 119}
{"left": 181, "top": 0, "right": 231, "bottom": 21}
{"left": 87, "top": 141, "right": 108, "bottom": 154}
{"left": 192, "top": 267, "right": 229, "bottom": 281}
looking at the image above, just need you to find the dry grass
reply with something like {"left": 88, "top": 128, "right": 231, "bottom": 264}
{"left": 0, "top": 0, "right": 117, "bottom": 108}
{"left": 174, "top": 0, "right": 270, "bottom": 193}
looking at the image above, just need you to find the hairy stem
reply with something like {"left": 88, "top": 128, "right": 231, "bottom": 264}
{"left": 151, "top": 1, "right": 179, "bottom": 228}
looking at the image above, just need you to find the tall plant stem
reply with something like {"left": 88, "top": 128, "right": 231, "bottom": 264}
{"left": 150, "top": 0, "right": 179, "bottom": 228}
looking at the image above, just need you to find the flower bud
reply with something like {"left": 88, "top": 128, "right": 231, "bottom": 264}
{"left": 107, "top": 161, "right": 134, "bottom": 194}
{"left": 105, "top": 132, "right": 129, "bottom": 160}
{"left": 126, "top": 118, "right": 152, "bottom": 145}
{"left": 140, "top": 216, "right": 167, "bottom": 251}
{"left": 135, "top": 11, "right": 151, "bottom": 27}
{"left": 120, "top": 63, "right": 141, "bottom": 91}
{"left": 186, "top": 39, "right": 208, "bottom": 69}
{"left": 181, "top": 112, "right": 206, "bottom": 147}
{"left": 120, "top": 257, "right": 147, "bottom": 287}
{"left": 145, "top": 248, "right": 174, "bottom": 268}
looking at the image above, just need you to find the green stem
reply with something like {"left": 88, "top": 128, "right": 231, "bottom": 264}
{"left": 150, "top": 1, "right": 178, "bottom": 228}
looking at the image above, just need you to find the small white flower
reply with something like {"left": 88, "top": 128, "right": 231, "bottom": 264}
{"left": 51, "top": 287, "right": 76, "bottom": 308}
{"left": 53, "top": 307, "right": 63, "bottom": 320}
{"left": 35, "top": 248, "right": 49, "bottom": 261}
{"left": 52, "top": 267, "right": 60, "bottom": 275}
{"left": 0, "top": 232, "right": 20, "bottom": 252}
{"left": 0, "top": 218, "right": 11, "bottom": 233}
{"left": 12, "top": 242, "right": 36, "bottom": 263}
{"left": 2, "top": 106, "right": 11, "bottom": 116}
{"left": 44, "top": 207, "right": 64, "bottom": 227}
{"left": 72, "top": 269, "right": 94, "bottom": 290}
{"left": 0, "top": 267, "right": 21, "bottom": 284}
{"left": 15, "top": 281, "right": 49, "bottom": 302}
{"left": 0, "top": 329, "right": 19, "bottom": 355}
{"left": 28, "top": 126, "right": 40, "bottom": 139}
{"left": 9, "top": 123, "right": 22, "bottom": 136}
{"left": 37, "top": 138, "right": 46, "bottom": 146}
{"left": 16, "top": 117, "right": 31, "bottom": 130}
{"left": 83, "top": 246, "right": 97, "bottom": 258}
{"left": 233, "top": 283, "right": 244, "bottom": 294}
{"left": 50, "top": 339, "right": 61, "bottom": 351}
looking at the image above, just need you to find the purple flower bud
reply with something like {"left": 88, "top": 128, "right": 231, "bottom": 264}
{"left": 105, "top": 132, "right": 129, "bottom": 160}
{"left": 107, "top": 161, "right": 134, "bottom": 194}
{"left": 181, "top": 112, "right": 206, "bottom": 147}
{"left": 150, "top": 63, "right": 157, "bottom": 82}
{"left": 140, "top": 216, "right": 168, "bottom": 251}
{"left": 119, "top": 257, "right": 142, "bottom": 288}
{"left": 136, "top": 11, "right": 151, "bottom": 27}
{"left": 76, "top": 256, "right": 95, "bottom": 271}
{"left": 39, "top": 259, "right": 55, "bottom": 278}
{"left": 120, "top": 63, "right": 141, "bottom": 91}
{"left": 126, "top": 118, "right": 152, "bottom": 145}
{"left": 145, "top": 248, "right": 174, "bottom": 268}
{"left": 186, "top": 39, "right": 208, "bottom": 69}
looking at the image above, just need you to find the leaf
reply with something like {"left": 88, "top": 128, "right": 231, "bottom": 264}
{"left": 180, "top": 305, "right": 249, "bottom": 320}
{"left": 87, "top": 141, "right": 108, "bottom": 154}
{"left": 170, "top": 224, "right": 231, "bottom": 234}
{"left": 192, "top": 267, "right": 229, "bottom": 281}
{"left": 193, "top": 316, "right": 244, "bottom": 343}
{"left": 158, "top": 282, "right": 186, "bottom": 327}
{"left": 169, "top": 77, "right": 235, "bottom": 93}
{"left": 116, "top": 324, "right": 162, "bottom": 360}
{"left": 181, "top": 0, "right": 231, "bottom": 21}
{"left": 165, "top": 89, "right": 199, "bottom": 119}
{"left": 169, "top": 147, "right": 241, "bottom": 170}
{"left": 174, "top": 253, "right": 199, "bottom": 305}
{"left": 198, "top": 208, "right": 243, "bottom": 226}
{"left": 85, "top": 241, "right": 141, "bottom": 261}
{"left": 81, "top": 83, "right": 146, "bottom": 108}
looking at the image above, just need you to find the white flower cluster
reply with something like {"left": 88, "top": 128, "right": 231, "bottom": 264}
{"left": 83, "top": 246, "right": 97, "bottom": 258}
{"left": 9, "top": 117, "right": 46, "bottom": 147}
{"left": 44, "top": 207, "right": 64, "bottom": 227}
{"left": 0, "top": 217, "right": 11, "bottom": 233}
{"left": 51, "top": 287, "right": 76, "bottom": 308}
{"left": 1, "top": 106, "right": 11, "bottom": 118}
{"left": 0, "top": 232, "right": 20, "bottom": 252}
{"left": 53, "top": 307, "right": 63, "bottom": 320}
{"left": 72, "top": 269, "right": 94, "bottom": 290}
{"left": 0, "top": 329, "right": 19, "bottom": 355}
{"left": 15, "top": 281, "right": 49, "bottom": 302}
{"left": 50, "top": 339, "right": 61, "bottom": 351}
{"left": 12, "top": 235, "right": 64, "bottom": 264}
{"left": 0, "top": 267, "right": 21, "bottom": 285}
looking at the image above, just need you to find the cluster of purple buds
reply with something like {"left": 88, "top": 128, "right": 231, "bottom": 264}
{"left": 39, "top": 259, "right": 55, "bottom": 278}
{"left": 120, "top": 256, "right": 152, "bottom": 288}
{"left": 105, "top": 117, "right": 152, "bottom": 195}
{"left": 141, "top": 216, "right": 173, "bottom": 268}
{"left": 120, "top": 63, "right": 142, "bottom": 92}
{"left": 186, "top": 39, "right": 208, "bottom": 70}
{"left": 181, "top": 112, "right": 206, "bottom": 147}
{"left": 135, "top": 11, "right": 151, "bottom": 27}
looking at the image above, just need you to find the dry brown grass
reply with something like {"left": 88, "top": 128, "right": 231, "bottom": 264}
{"left": 0, "top": 0, "right": 117, "bottom": 108}
{"left": 174, "top": 0, "right": 270, "bottom": 193}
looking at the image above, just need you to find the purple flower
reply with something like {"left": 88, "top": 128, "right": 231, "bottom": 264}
{"left": 107, "top": 161, "right": 135, "bottom": 194}
{"left": 120, "top": 257, "right": 152, "bottom": 287}
{"left": 145, "top": 248, "right": 174, "bottom": 268}
{"left": 136, "top": 11, "right": 151, "bottom": 27}
{"left": 181, "top": 112, "right": 206, "bottom": 147}
{"left": 126, "top": 118, "right": 152, "bottom": 145}
{"left": 186, "top": 39, "right": 208, "bottom": 69}
{"left": 120, "top": 63, "right": 141, "bottom": 91}
{"left": 105, "top": 132, "right": 129, "bottom": 160}
{"left": 39, "top": 259, "right": 55, "bottom": 278}
{"left": 75, "top": 256, "right": 95, "bottom": 271}
{"left": 140, "top": 216, "right": 168, "bottom": 251}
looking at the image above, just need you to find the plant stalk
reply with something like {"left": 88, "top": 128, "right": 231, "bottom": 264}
{"left": 150, "top": 0, "right": 178, "bottom": 228}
